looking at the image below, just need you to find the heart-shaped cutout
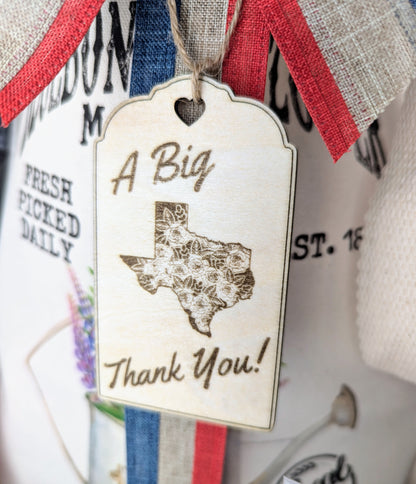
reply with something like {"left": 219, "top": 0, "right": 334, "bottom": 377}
{"left": 174, "top": 98, "right": 206, "bottom": 126}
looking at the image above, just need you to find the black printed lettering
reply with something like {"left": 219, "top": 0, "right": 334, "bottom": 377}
{"left": 80, "top": 104, "right": 105, "bottom": 145}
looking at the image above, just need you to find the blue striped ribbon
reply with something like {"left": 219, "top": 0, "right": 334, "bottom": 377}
{"left": 410, "top": 0, "right": 416, "bottom": 9}
{"left": 125, "top": 408, "right": 160, "bottom": 483}
{"left": 125, "top": 1, "right": 179, "bottom": 483}
{"left": 129, "top": 0, "right": 179, "bottom": 97}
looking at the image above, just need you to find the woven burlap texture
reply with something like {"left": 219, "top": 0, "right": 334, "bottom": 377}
{"left": 357, "top": 79, "right": 416, "bottom": 385}
{"left": 0, "top": 0, "right": 65, "bottom": 91}
{"left": 174, "top": 0, "right": 228, "bottom": 76}
{"left": 299, "top": 0, "right": 416, "bottom": 133}
{"left": 157, "top": 415, "right": 196, "bottom": 483}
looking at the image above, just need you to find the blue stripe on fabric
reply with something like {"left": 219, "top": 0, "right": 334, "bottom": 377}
{"left": 126, "top": 1, "right": 180, "bottom": 483}
{"left": 129, "top": 0, "right": 180, "bottom": 96}
{"left": 386, "top": 0, "right": 416, "bottom": 49}
{"left": 126, "top": 407, "right": 160, "bottom": 484}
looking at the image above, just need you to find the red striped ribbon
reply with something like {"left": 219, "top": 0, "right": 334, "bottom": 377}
{"left": 222, "top": 0, "right": 270, "bottom": 101}
{"left": 192, "top": 422, "right": 228, "bottom": 484}
{"left": 256, "top": 0, "right": 360, "bottom": 161}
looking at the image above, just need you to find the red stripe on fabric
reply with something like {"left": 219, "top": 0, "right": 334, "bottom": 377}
{"left": 0, "top": 0, "right": 105, "bottom": 127}
{"left": 222, "top": 0, "right": 270, "bottom": 101}
{"left": 257, "top": 0, "right": 359, "bottom": 161}
{"left": 191, "top": 422, "right": 227, "bottom": 484}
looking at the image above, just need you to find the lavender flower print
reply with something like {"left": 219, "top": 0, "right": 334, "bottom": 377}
{"left": 121, "top": 201, "right": 255, "bottom": 337}
{"left": 67, "top": 269, "right": 125, "bottom": 483}
{"left": 68, "top": 267, "right": 95, "bottom": 390}
{"left": 68, "top": 268, "right": 125, "bottom": 424}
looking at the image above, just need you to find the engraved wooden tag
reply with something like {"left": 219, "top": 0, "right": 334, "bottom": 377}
{"left": 95, "top": 76, "right": 296, "bottom": 430}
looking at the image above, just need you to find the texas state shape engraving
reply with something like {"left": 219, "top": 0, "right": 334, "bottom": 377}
{"left": 121, "top": 202, "right": 255, "bottom": 336}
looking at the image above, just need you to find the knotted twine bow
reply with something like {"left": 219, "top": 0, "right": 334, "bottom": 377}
{"left": 166, "top": 0, "right": 243, "bottom": 102}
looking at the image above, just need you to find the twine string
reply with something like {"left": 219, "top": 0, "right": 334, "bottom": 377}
{"left": 167, "top": 0, "right": 243, "bottom": 102}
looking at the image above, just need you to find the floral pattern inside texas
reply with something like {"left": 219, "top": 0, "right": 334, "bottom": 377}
{"left": 121, "top": 202, "right": 255, "bottom": 336}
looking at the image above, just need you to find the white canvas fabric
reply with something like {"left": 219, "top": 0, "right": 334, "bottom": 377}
{"left": 224, "top": 46, "right": 416, "bottom": 484}
{"left": 357, "top": 80, "right": 416, "bottom": 384}
{"left": 0, "top": 2, "right": 134, "bottom": 481}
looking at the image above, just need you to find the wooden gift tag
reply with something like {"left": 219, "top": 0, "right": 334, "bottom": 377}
{"left": 95, "top": 76, "right": 296, "bottom": 430}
